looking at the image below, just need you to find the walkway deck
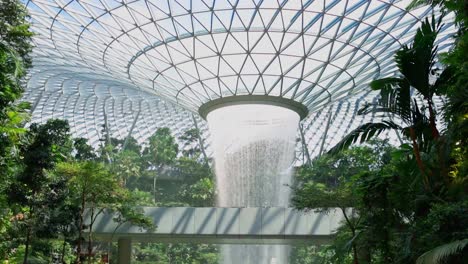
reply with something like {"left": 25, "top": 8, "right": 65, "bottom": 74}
{"left": 87, "top": 207, "right": 346, "bottom": 245}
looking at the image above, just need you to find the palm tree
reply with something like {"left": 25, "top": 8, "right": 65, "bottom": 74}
{"left": 416, "top": 239, "right": 468, "bottom": 264}
{"left": 328, "top": 16, "right": 451, "bottom": 191}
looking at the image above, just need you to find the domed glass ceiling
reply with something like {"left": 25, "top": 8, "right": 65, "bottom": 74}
{"left": 21, "top": 0, "right": 455, "bottom": 159}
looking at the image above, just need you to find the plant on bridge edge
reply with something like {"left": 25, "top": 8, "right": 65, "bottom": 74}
{"left": 55, "top": 160, "right": 153, "bottom": 264}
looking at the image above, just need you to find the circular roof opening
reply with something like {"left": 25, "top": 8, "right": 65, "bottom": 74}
{"left": 199, "top": 95, "right": 309, "bottom": 120}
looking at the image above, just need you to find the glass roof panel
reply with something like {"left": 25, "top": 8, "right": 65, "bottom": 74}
{"left": 21, "top": 0, "right": 456, "bottom": 163}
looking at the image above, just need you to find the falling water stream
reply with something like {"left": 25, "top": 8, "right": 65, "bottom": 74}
{"left": 207, "top": 104, "right": 299, "bottom": 264}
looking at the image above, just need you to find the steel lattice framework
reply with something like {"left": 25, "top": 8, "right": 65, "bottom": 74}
{"left": 21, "top": 0, "right": 455, "bottom": 159}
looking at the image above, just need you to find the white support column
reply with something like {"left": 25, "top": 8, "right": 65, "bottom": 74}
{"left": 117, "top": 238, "right": 131, "bottom": 264}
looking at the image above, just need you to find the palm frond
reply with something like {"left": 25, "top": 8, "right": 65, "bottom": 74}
{"left": 398, "top": 99, "right": 432, "bottom": 145}
{"left": 407, "top": 0, "right": 427, "bottom": 10}
{"left": 364, "top": 78, "right": 413, "bottom": 123}
{"left": 407, "top": 0, "right": 445, "bottom": 11}
{"left": 328, "top": 121, "right": 402, "bottom": 154}
{"left": 411, "top": 99, "right": 431, "bottom": 128}
{"left": 395, "top": 16, "right": 441, "bottom": 98}
{"left": 433, "top": 66, "right": 455, "bottom": 96}
{"left": 416, "top": 239, "right": 468, "bottom": 264}
{"left": 369, "top": 77, "right": 402, "bottom": 91}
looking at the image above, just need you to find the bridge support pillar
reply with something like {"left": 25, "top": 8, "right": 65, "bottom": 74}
{"left": 117, "top": 237, "right": 132, "bottom": 264}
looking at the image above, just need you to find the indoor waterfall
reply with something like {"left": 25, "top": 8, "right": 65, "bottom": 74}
{"left": 207, "top": 104, "right": 299, "bottom": 264}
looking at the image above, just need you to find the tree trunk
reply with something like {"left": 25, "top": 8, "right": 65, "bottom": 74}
{"left": 87, "top": 209, "right": 94, "bottom": 264}
{"left": 426, "top": 98, "right": 440, "bottom": 139}
{"left": 383, "top": 185, "right": 392, "bottom": 262}
{"left": 76, "top": 192, "right": 86, "bottom": 264}
{"left": 409, "top": 127, "right": 430, "bottom": 190}
{"left": 357, "top": 247, "right": 371, "bottom": 264}
{"left": 153, "top": 175, "right": 157, "bottom": 204}
{"left": 23, "top": 225, "right": 32, "bottom": 264}
{"left": 427, "top": 98, "right": 450, "bottom": 187}
{"left": 23, "top": 205, "right": 34, "bottom": 264}
{"left": 341, "top": 208, "right": 359, "bottom": 264}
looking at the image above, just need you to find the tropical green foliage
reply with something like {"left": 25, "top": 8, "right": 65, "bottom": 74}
{"left": 0, "top": 0, "right": 33, "bottom": 66}
{"left": 144, "top": 127, "right": 179, "bottom": 167}
{"left": 294, "top": 2, "right": 467, "bottom": 263}
{"left": 0, "top": 119, "right": 216, "bottom": 263}
{"left": 329, "top": 16, "right": 446, "bottom": 165}
{"left": 55, "top": 160, "right": 153, "bottom": 264}
{"left": 294, "top": 140, "right": 467, "bottom": 263}
{"left": 0, "top": 1, "right": 34, "bottom": 262}
{"left": 8, "top": 119, "right": 72, "bottom": 263}
{"left": 293, "top": 141, "right": 400, "bottom": 263}
{"left": 1, "top": 0, "right": 466, "bottom": 263}
{"left": 0, "top": 0, "right": 32, "bottom": 180}
{"left": 416, "top": 239, "right": 468, "bottom": 264}
{"left": 0, "top": 13, "right": 215, "bottom": 259}
{"left": 0, "top": 0, "right": 31, "bottom": 120}
{"left": 113, "top": 128, "right": 217, "bottom": 264}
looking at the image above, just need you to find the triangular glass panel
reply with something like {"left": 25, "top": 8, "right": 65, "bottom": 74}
{"left": 218, "top": 57, "right": 237, "bottom": 76}
{"left": 241, "top": 55, "right": 260, "bottom": 74}
{"left": 236, "top": 9, "right": 256, "bottom": 29}
{"left": 171, "top": 0, "right": 190, "bottom": 16}
{"left": 285, "top": 59, "right": 304, "bottom": 79}
{"left": 251, "top": 53, "right": 275, "bottom": 73}
{"left": 223, "top": 33, "right": 246, "bottom": 54}
{"left": 263, "top": 56, "right": 282, "bottom": 75}
{"left": 259, "top": 8, "right": 277, "bottom": 28}
{"left": 195, "top": 60, "right": 217, "bottom": 79}
{"left": 212, "top": 10, "right": 233, "bottom": 31}
{"left": 239, "top": 74, "right": 260, "bottom": 93}
{"left": 251, "top": 33, "right": 276, "bottom": 54}
{"left": 235, "top": 76, "right": 251, "bottom": 95}
{"left": 173, "top": 15, "right": 194, "bottom": 37}
{"left": 223, "top": 54, "right": 246, "bottom": 73}
{"left": 194, "top": 36, "right": 217, "bottom": 57}
{"left": 282, "top": 36, "right": 305, "bottom": 56}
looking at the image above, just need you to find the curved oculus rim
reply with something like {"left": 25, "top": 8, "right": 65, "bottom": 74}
{"left": 198, "top": 95, "right": 309, "bottom": 120}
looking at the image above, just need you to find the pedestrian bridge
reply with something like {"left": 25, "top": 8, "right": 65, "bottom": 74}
{"left": 87, "top": 207, "right": 346, "bottom": 245}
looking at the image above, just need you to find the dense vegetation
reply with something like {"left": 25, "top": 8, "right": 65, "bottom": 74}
{"left": 0, "top": 117, "right": 218, "bottom": 263}
{"left": 0, "top": 1, "right": 217, "bottom": 263}
{"left": 1, "top": 0, "right": 466, "bottom": 263}
{"left": 292, "top": 0, "right": 468, "bottom": 263}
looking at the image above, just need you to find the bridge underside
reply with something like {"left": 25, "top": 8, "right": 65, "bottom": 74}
{"left": 86, "top": 207, "right": 345, "bottom": 245}
{"left": 92, "top": 234, "right": 334, "bottom": 245}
